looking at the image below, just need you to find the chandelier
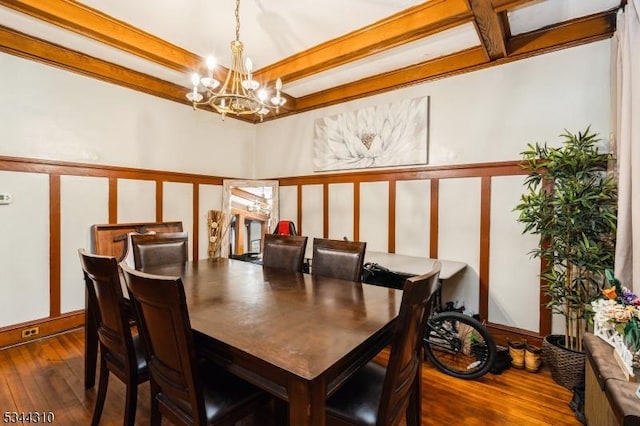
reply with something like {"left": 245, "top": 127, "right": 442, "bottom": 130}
{"left": 186, "top": 0, "right": 286, "bottom": 120}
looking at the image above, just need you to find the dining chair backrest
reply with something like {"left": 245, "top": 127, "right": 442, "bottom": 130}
{"left": 378, "top": 262, "right": 441, "bottom": 424}
{"left": 311, "top": 238, "right": 366, "bottom": 282}
{"left": 121, "top": 264, "right": 206, "bottom": 424}
{"left": 78, "top": 249, "right": 148, "bottom": 425}
{"left": 262, "top": 234, "right": 308, "bottom": 272}
{"left": 122, "top": 264, "right": 270, "bottom": 425}
{"left": 131, "top": 232, "right": 188, "bottom": 270}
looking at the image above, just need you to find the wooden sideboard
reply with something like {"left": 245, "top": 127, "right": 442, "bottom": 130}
{"left": 584, "top": 333, "right": 640, "bottom": 426}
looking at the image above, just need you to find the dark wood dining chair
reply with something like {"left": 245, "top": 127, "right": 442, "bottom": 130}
{"left": 262, "top": 234, "right": 308, "bottom": 272}
{"left": 131, "top": 231, "right": 188, "bottom": 270}
{"left": 325, "top": 262, "right": 442, "bottom": 426}
{"left": 311, "top": 238, "right": 367, "bottom": 282}
{"left": 121, "top": 264, "right": 270, "bottom": 426}
{"left": 78, "top": 249, "right": 149, "bottom": 426}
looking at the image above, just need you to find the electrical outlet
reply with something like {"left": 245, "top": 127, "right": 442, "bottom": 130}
{"left": 21, "top": 326, "right": 39, "bottom": 338}
{"left": 0, "top": 193, "right": 12, "bottom": 205}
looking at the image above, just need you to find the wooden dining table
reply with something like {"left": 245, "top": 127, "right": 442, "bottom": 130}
{"left": 85, "top": 258, "right": 403, "bottom": 426}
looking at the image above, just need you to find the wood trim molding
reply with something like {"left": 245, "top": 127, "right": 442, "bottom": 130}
{"left": 108, "top": 177, "right": 117, "bottom": 223}
{"left": 156, "top": 180, "right": 163, "bottom": 223}
{"left": 0, "top": 311, "right": 84, "bottom": 349}
{"left": 192, "top": 183, "right": 199, "bottom": 261}
{"left": 353, "top": 182, "right": 360, "bottom": 242}
{"left": 49, "top": 174, "right": 61, "bottom": 317}
{"left": 388, "top": 180, "right": 396, "bottom": 253}
{"left": 430, "top": 179, "right": 439, "bottom": 259}
{"left": 479, "top": 176, "right": 492, "bottom": 321}
{"left": 323, "top": 183, "right": 329, "bottom": 238}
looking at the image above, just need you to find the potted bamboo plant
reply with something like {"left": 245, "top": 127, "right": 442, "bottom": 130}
{"left": 514, "top": 127, "right": 617, "bottom": 389}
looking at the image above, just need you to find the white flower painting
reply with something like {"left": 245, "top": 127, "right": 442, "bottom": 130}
{"left": 313, "top": 97, "right": 429, "bottom": 171}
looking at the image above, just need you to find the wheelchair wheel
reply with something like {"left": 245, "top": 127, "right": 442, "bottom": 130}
{"left": 424, "top": 311, "right": 496, "bottom": 379}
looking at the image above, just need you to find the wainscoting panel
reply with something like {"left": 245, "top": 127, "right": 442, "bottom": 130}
{"left": 395, "top": 179, "right": 431, "bottom": 257}
{"left": 60, "top": 175, "right": 109, "bottom": 313}
{"left": 360, "top": 181, "right": 389, "bottom": 252}
{"left": 438, "top": 177, "right": 481, "bottom": 314}
{"left": 489, "top": 175, "right": 541, "bottom": 332}
{"left": 163, "top": 182, "right": 194, "bottom": 259}
{"left": 301, "top": 184, "right": 323, "bottom": 239}
{"left": 0, "top": 170, "right": 50, "bottom": 327}
{"left": 117, "top": 178, "right": 156, "bottom": 223}
{"left": 328, "top": 183, "right": 354, "bottom": 241}
{"left": 279, "top": 185, "right": 298, "bottom": 229}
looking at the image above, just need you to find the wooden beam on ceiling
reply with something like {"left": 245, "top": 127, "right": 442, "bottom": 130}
{"left": 469, "top": 0, "right": 507, "bottom": 60}
{"left": 491, "top": 0, "right": 539, "bottom": 13}
{"left": 291, "top": 47, "right": 488, "bottom": 114}
{"left": 254, "top": 0, "right": 474, "bottom": 85}
{"left": 0, "top": 0, "right": 207, "bottom": 74}
{"left": 507, "top": 11, "right": 617, "bottom": 57}
{"left": 0, "top": 25, "right": 205, "bottom": 110}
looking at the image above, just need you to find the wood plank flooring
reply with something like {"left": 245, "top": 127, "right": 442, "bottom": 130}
{"left": 0, "top": 329, "right": 581, "bottom": 425}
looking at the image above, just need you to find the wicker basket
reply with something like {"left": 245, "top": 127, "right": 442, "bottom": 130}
{"left": 542, "top": 335, "right": 585, "bottom": 390}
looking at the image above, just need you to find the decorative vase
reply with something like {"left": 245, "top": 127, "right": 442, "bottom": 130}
{"left": 541, "top": 335, "right": 585, "bottom": 390}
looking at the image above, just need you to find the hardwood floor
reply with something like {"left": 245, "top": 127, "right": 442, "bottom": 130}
{"left": 0, "top": 329, "right": 581, "bottom": 425}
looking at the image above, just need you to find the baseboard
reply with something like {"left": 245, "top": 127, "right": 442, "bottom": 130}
{"left": 486, "top": 322, "right": 543, "bottom": 347}
{"left": 0, "top": 311, "right": 85, "bottom": 349}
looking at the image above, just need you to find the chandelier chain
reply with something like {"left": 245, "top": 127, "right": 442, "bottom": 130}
{"left": 235, "top": 0, "right": 241, "bottom": 42}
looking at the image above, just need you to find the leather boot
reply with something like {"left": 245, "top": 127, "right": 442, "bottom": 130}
{"left": 507, "top": 339, "right": 525, "bottom": 369}
{"left": 525, "top": 343, "right": 542, "bottom": 373}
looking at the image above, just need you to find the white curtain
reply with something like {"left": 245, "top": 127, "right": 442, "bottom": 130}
{"left": 614, "top": 0, "right": 640, "bottom": 291}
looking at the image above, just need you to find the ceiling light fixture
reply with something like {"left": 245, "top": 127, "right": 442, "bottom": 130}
{"left": 186, "top": 0, "right": 286, "bottom": 120}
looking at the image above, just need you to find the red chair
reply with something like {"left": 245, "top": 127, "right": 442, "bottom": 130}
{"left": 273, "top": 220, "right": 297, "bottom": 236}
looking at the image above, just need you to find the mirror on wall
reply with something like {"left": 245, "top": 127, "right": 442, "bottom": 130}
{"left": 221, "top": 179, "right": 279, "bottom": 259}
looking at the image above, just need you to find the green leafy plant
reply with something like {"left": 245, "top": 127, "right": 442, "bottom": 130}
{"left": 515, "top": 127, "right": 617, "bottom": 352}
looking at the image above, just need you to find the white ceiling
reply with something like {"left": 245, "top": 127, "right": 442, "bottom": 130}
{"left": 0, "top": 0, "right": 623, "bottom": 115}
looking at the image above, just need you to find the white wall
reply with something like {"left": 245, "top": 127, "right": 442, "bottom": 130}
{"left": 0, "top": 53, "right": 256, "bottom": 177}
{"left": 253, "top": 41, "right": 612, "bottom": 332}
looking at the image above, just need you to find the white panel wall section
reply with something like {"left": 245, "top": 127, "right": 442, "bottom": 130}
{"left": 438, "top": 178, "right": 481, "bottom": 315}
{"left": 60, "top": 175, "right": 109, "bottom": 313}
{"left": 117, "top": 179, "right": 156, "bottom": 223}
{"left": 489, "top": 176, "right": 541, "bottom": 331}
{"left": 163, "top": 182, "right": 193, "bottom": 260}
{"left": 328, "top": 183, "right": 354, "bottom": 241}
{"left": 301, "top": 185, "right": 323, "bottom": 240}
{"left": 359, "top": 182, "right": 389, "bottom": 251}
{"left": 279, "top": 186, "right": 298, "bottom": 229}
{"left": 198, "top": 184, "right": 223, "bottom": 259}
{"left": 395, "top": 180, "right": 431, "bottom": 257}
{"left": 0, "top": 171, "right": 50, "bottom": 327}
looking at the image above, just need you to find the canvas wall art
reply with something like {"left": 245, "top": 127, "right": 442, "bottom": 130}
{"left": 313, "top": 96, "right": 429, "bottom": 172}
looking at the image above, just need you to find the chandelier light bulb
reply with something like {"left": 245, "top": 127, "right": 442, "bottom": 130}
{"left": 206, "top": 56, "right": 216, "bottom": 71}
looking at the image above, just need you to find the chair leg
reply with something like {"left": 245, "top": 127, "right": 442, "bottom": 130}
{"left": 91, "top": 360, "right": 110, "bottom": 426}
{"left": 150, "top": 385, "right": 161, "bottom": 426}
{"left": 406, "top": 375, "right": 421, "bottom": 426}
{"left": 123, "top": 381, "right": 138, "bottom": 426}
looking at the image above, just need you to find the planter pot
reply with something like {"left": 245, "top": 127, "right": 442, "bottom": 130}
{"left": 541, "top": 335, "right": 585, "bottom": 390}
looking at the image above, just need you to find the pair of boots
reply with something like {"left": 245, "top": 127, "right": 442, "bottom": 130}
{"left": 507, "top": 339, "right": 542, "bottom": 372}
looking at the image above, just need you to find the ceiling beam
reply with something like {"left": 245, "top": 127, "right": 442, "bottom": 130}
{"left": 291, "top": 47, "right": 488, "bottom": 114}
{"left": 469, "top": 0, "right": 507, "bottom": 60}
{"left": 0, "top": 0, "right": 204, "bottom": 74}
{"left": 491, "top": 0, "right": 539, "bottom": 13}
{"left": 0, "top": 24, "right": 207, "bottom": 110}
{"left": 254, "top": 0, "right": 474, "bottom": 85}
{"left": 507, "top": 11, "right": 616, "bottom": 57}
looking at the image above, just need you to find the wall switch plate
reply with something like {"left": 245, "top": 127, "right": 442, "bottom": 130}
{"left": 0, "top": 193, "right": 12, "bottom": 205}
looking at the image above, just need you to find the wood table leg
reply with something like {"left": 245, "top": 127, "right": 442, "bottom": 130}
{"left": 288, "top": 379, "right": 326, "bottom": 426}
